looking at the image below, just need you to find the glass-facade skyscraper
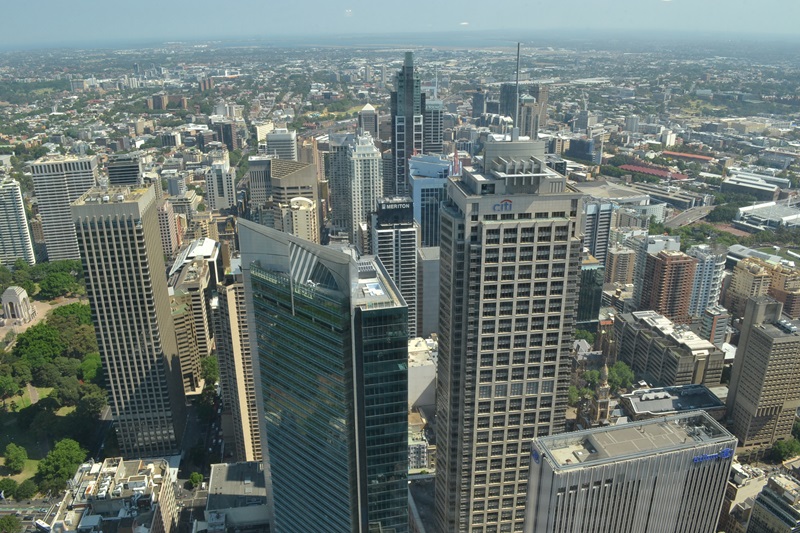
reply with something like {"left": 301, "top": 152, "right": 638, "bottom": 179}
{"left": 239, "top": 220, "right": 409, "bottom": 533}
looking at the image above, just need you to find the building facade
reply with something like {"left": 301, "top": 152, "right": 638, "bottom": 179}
{"left": 370, "top": 197, "right": 419, "bottom": 337}
{"left": 524, "top": 412, "right": 736, "bottom": 533}
{"left": 435, "top": 138, "right": 584, "bottom": 533}
{"left": 688, "top": 245, "right": 727, "bottom": 318}
{"left": 211, "top": 256, "right": 263, "bottom": 463}
{"left": 640, "top": 250, "right": 697, "bottom": 324}
{"left": 73, "top": 186, "right": 186, "bottom": 457}
{"left": 726, "top": 296, "right": 800, "bottom": 449}
{"left": 391, "top": 52, "right": 423, "bottom": 197}
{"left": 0, "top": 177, "right": 35, "bottom": 267}
{"left": 32, "top": 154, "right": 99, "bottom": 260}
{"left": 240, "top": 221, "right": 408, "bottom": 533}
{"left": 408, "top": 154, "right": 451, "bottom": 248}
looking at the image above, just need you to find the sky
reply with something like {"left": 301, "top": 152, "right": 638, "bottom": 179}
{"left": 4, "top": 0, "right": 799, "bottom": 50}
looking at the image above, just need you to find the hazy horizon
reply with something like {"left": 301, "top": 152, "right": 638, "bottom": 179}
{"left": 4, "top": 0, "right": 800, "bottom": 51}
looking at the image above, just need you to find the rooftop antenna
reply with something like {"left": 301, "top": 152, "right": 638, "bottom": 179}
{"left": 513, "top": 42, "right": 521, "bottom": 141}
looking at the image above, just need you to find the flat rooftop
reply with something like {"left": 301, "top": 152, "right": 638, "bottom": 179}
{"left": 572, "top": 180, "right": 647, "bottom": 200}
{"left": 73, "top": 186, "right": 147, "bottom": 206}
{"left": 536, "top": 412, "right": 734, "bottom": 470}
{"left": 621, "top": 385, "right": 725, "bottom": 416}
{"left": 352, "top": 258, "right": 405, "bottom": 310}
{"left": 206, "top": 461, "right": 268, "bottom": 511}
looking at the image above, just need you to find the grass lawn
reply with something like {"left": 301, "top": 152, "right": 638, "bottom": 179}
{"left": 756, "top": 247, "right": 800, "bottom": 262}
{"left": 0, "top": 457, "right": 39, "bottom": 482}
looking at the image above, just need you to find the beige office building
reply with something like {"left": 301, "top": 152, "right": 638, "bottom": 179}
{"left": 73, "top": 186, "right": 186, "bottom": 457}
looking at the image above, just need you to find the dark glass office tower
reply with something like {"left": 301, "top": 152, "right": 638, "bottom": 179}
{"left": 239, "top": 220, "right": 408, "bottom": 533}
{"left": 390, "top": 52, "right": 423, "bottom": 197}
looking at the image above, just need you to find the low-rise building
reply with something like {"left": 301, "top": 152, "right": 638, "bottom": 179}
{"left": 619, "top": 384, "right": 726, "bottom": 421}
{"left": 194, "top": 462, "right": 270, "bottom": 533}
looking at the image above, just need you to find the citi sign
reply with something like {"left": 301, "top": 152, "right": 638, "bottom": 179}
{"left": 692, "top": 448, "right": 733, "bottom": 463}
{"left": 493, "top": 199, "right": 513, "bottom": 212}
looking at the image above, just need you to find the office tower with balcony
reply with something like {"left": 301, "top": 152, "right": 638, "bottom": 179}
{"left": 723, "top": 257, "right": 773, "bottom": 319}
{"left": 604, "top": 243, "right": 635, "bottom": 285}
{"left": 391, "top": 52, "right": 423, "bottom": 196}
{"left": 239, "top": 221, "right": 408, "bottom": 533}
{"left": 0, "top": 177, "right": 35, "bottom": 267}
{"left": 370, "top": 197, "right": 419, "bottom": 337}
{"left": 640, "top": 249, "right": 697, "bottom": 324}
{"left": 524, "top": 412, "right": 736, "bottom": 533}
{"left": 207, "top": 157, "right": 236, "bottom": 211}
{"left": 327, "top": 132, "right": 383, "bottom": 244}
{"left": 211, "top": 256, "right": 262, "bottom": 462}
{"left": 32, "top": 154, "right": 98, "bottom": 260}
{"left": 726, "top": 296, "right": 800, "bottom": 449}
{"left": 687, "top": 244, "right": 726, "bottom": 318}
{"left": 72, "top": 186, "right": 186, "bottom": 457}
{"left": 434, "top": 136, "right": 584, "bottom": 533}
{"left": 264, "top": 128, "right": 298, "bottom": 161}
{"left": 157, "top": 200, "right": 180, "bottom": 258}
{"left": 582, "top": 199, "right": 614, "bottom": 267}
{"left": 629, "top": 234, "right": 681, "bottom": 311}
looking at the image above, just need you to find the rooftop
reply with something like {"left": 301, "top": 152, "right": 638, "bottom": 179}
{"left": 72, "top": 186, "right": 147, "bottom": 206}
{"left": 206, "top": 461, "right": 268, "bottom": 511}
{"left": 535, "top": 412, "right": 734, "bottom": 470}
{"left": 621, "top": 385, "right": 725, "bottom": 417}
{"left": 352, "top": 258, "right": 405, "bottom": 310}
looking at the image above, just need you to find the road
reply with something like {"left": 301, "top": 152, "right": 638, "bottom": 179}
{"left": 0, "top": 497, "right": 59, "bottom": 530}
{"left": 665, "top": 205, "right": 715, "bottom": 229}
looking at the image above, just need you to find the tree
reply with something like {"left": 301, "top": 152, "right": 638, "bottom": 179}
{"left": 13, "top": 479, "right": 36, "bottom": 500}
{"left": 0, "top": 374, "right": 18, "bottom": 407}
{"left": 771, "top": 439, "right": 800, "bottom": 462}
{"left": 4, "top": 443, "right": 27, "bottom": 474}
{"left": 13, "top": 322, "right": 64, "bottom": 369}
{"left": 0, "top": 514, "right": 22, "bottom": 533}
{"left": 53, "top": 376, "right": 81, "bottom": 407}
{"left": 189, "top": 471, "right": 204, "bottom": 488}
{"left": 583, "top": 369, "right": 601, "bottom": 389}
{"left": 37, "top": 272, "right": 78, "bottom": 300}
{"left": 0, "top": 478, "right": 18, "bottom": 498}
{"left": 76, "top": 383, "right": 107, "bottom": 419}
{"left": 608, "top": 361, "right": 635, "bottom": 393}
{"left": 575, "top": 329, "right": 595, "bottom": 346}
{"left": 200, "top": 356, "right": 219, "bottom": 385}
{"left": 79, "top": 352, "right": 102, "bottom": 383}
{"left": 36, "top": 439, "right": 86, "bottom": 495}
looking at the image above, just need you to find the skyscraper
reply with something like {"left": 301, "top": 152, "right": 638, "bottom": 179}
{"left": 726, "top": 296, "right": 800, "bottom": 449}
{"left": 0, "top": 177, "right": 35, "bottom": 267}
{"left": 157, "top": 200, "right": 180, "bottom": 258}
{"left": 472, "top": 89, "right": 486, "bottom": 118}
{"left": 687, "top": 244, "right": 726, "bottom": 318}
{"left": 528, "top": 84, "right": 549, "bottom": 127}
{"left": 499, "top": 82, "right": 518, "bottom": 118}
{"left": 423, "top": 98, "right": 444, "bottom": 154}
{"left": 391, "top": 52, "right": 423, "bottom": 197}
{"left": 629, "top": 234, "right": 681, "bottom": 311}
{"left": 370, "top": 197, "right": 419, "bottom": 337}
{"left": 408, "top": 153, "right": 451, "bottom": 247}
{"left": 275, "top": 196, "right": 319, "bottom": 243}
{"left": 524, "top": 412, "right": 736, "bottom": 533}
{"left": 239, "top": 220, "right": 408, "bottom": 533}
{"left": 582, "top": 199, "right": 614, "bottom": 267}
{"left": 327, "top": 132, "right": 383, "bottom": 244}
{"left": 207, "top": 157, "right": 236, "bottom": 211}
{"left": 73, "top": 186, "right": 186, "bottom": 458}
{"left": 604, "top": 243, "right": 635, "bottom": 285}
{"left": 724, "top": 257, "right": 772, "bottom": 318}
{"left": 358, "top": 103, "right": 379, "bottom": 139}
{"left": 107, "top": 153, "right": 143, "bottom": 186}
{"left": 264, "top": 128, "right": 298, "bottom": 161}
{"left": 32, "top": 154, "right": 98, "bottom": 260}
{"left": 435, "top": 136, "right": 584, "bottom": 533}
{"left": 640, "top": 250, "right": 697, "bottom": 324}
{"left": 211, "top": 256, "right": 262, "bottom": 463}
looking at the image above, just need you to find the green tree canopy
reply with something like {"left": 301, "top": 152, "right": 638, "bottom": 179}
{"left": 36, "top": 438, "right": 86, "bottom": 495}
{"left": 189, "top": 472, "right": 204, "bottom": 488}
{"left": 13, "top": 479, "right": 36, "bottom": 501}
{"left": 3, "top": 443, "right": 28, "bottom": 474}
{"left": 608, "top": 361, "right": 635, "bottom": 393}
{"left": 79, "top": 352, "right": 102, "bottom": 383}
{"left": 200, "top": 356, "right": 219, "bottom": 385}
{"left": 0, "top": 375, "right": 18, "bottom": 406}
{"left": 0, "top": 478, "right": 18, "bottom": 498}
{"left": 38, "top": 272, "right": 79, "bottom": 300}
{"left": 0, "top": 514, "right": 22, "bottom": 533}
